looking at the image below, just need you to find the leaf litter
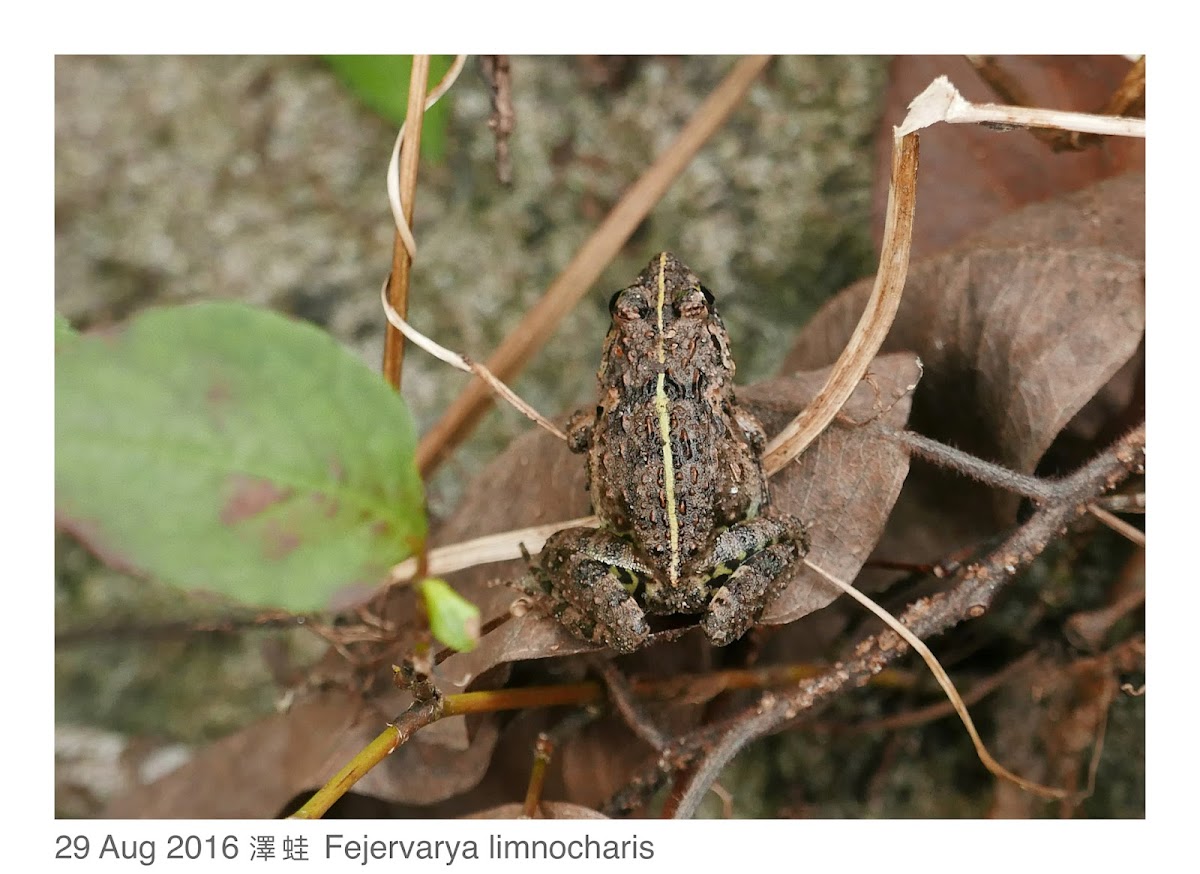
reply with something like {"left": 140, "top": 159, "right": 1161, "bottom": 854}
{"left": 108, "top": 171, "right": 1142, "bottom": 817}
{"left": 102, "top": 61, "right": 1144, "bottom": 819}
{"left": 104, "top": 353, "right": 919, "bottom": 816}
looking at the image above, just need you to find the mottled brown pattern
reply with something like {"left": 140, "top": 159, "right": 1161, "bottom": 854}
{"left": 529, "top": 254, "right": 807, "bottom": 652}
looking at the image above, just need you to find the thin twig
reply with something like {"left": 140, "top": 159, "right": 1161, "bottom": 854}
{"left": 389, "top": 515, "right": 596, "bottom": 584}
{"left": 966, "top": 56, "right": 1145, "bottom": 154}
{"left": 416, "top": 55, "right": 773, "bottom": 475}
{"left": 382, "top": 55, "right": 431, "bottom": 389}
{"left": 823, "top": 650, "right": 1038, "bottom": 736}
{"left": 385, "top": 56, "right": 468, "bottom": 260}
{"left": 605, "top": 423, "right": 1145, "bottom": 817}
{"left": 379, "top": 56, "right": 467, "bottom": 389}
{"left": 522, "top": 733, "right": 555, "bottom": 818}
{"left": 879, "top": 426, "right": 1057, "bottom": 500}
{"left": 591, "top": 657, "right": 667, "bottom": 750}
{"left": 480, "top": 56, "right": 514, "bottom": 185}
{"left": 289, "top": 697, "right": 444, "bottom": 819}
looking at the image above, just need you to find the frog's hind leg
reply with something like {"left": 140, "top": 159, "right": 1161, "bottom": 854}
{"left": 528, "top": 528, "right": 653, "bottom": 654}
{"left": 701, "top": 516, "right": 808, "bottom": 647}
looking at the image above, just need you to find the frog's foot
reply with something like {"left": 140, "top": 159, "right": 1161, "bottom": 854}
{"left": 530, "top": 527, "right": 653, "bottom": 654}
{"left": 700, "top": 515, "right": 809, "bottom": 647}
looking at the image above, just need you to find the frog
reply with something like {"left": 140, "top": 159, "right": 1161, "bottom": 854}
{"left": 525, "top": 252, "right": 809, "bottom": 654}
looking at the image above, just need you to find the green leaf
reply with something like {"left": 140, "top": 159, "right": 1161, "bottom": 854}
{"left": 325, "top": 55, "right": 455, "bottom": 162}
{"left": 419, "top": 578, "right": 480, "bottom": 652}
{"left": 55, "top": 302, "right": 426, "bottom": 612}
{"left": 56, "top": 312, "right": 77, "bottom": 346}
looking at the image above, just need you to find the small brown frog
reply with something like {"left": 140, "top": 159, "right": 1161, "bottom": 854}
{"left": 526, "top": 252, "right": 808, "bottom": 653}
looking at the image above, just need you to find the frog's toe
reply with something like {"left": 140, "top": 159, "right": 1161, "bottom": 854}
{"left": 552, "top": 594, "right": 649, "bottom": 654}
{"left": 701, "top": 541, "right": 797, "bottom": 646}
{"left": 598, "top": 601, "right": 651, "bottom": 653}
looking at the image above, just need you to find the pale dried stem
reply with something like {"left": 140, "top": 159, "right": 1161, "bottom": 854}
{"left": 669, "top": 560, "right": 1069, "bottom": 818}
{"left": 804, "top": 560, "right": 1070, "bottom": 800}
{"left": 592, "top": 658, "right": 668, "bottom": 751}
{"left": 382, "top": 55, "right": 467, "bottom": 389}
{"left": 389, "top": 515, "right": 598, "bottom": 585}
{"left": 761, "top": 133, "right": 917, "bottom": 475}
{"left": 386, "top": 56, "right": 468, "bottom": 259}
{"left": 1088, "top": 504, "right": 1146, "bottom": 546}
{"left": 380, "top": 284, "right": 567, "bottom": 445}
{"left": 898, "top": 75, "right": 1147, "bottom": 139}
{"left": 415, "top": 55, "right": 773, "bottom": 475}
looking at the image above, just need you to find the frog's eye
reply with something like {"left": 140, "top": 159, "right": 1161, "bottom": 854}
{"left": 678, "top": 286, "right": 712, "bottom": 319}
{"left": 699, "top": 284, "right": 715, "bottom": 307}
{"left": 610, "top": 290, "right": 646, "bottom": 321}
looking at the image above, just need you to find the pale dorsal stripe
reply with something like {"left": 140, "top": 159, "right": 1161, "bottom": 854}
{"left": 653, "top": 253, "right": 681, "bottom": 585}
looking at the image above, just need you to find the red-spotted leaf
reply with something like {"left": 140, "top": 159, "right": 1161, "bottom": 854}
{"left": 55, "top": 302, "right": 426, "bottom": 612}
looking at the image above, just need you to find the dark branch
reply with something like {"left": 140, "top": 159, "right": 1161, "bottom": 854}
{"left": 604, "top": 422, "right": 1145, "bottom": 818}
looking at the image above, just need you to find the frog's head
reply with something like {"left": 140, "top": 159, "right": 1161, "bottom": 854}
{"left": 599, "top": 252, "right": 735, "bottom": 385}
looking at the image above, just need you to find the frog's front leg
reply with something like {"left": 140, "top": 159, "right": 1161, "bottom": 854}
{"left": 700, "top": 515, "right": 809, "bottom": 647}
{"left": 527, "top": 526, "right": 654, "bottom": 654}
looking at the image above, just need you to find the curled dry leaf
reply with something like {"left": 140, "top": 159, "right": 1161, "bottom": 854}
{"left": 784, "top": 173, "right": 1144, "bottom": 543}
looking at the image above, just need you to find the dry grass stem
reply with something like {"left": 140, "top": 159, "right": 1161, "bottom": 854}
{"left": 380, "top": 284, "right": 567, "bottom": 443}
{"left": 761, "top": 133, "right": 917, "bottom": 474}
{"left": 416, "top": 55, "right": 772, "bottom": 475}
{"left": 386, "top": 56, "right": 468, "bottom": 259}
{"left": 803, "top": 559, "right": 1070, "bottom": 801}
{"left": 1088, "top": 504, "right": 1146, "bottom": 546}
{"left": 388, "top": 515, "right": 598, "bottom": 584}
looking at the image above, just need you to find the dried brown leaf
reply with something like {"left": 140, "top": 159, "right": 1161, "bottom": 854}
{"left": 104, "top": 690, "right": 355, "bottom": 818}
{"left": 875, "top": 57, "right": 1145, "bottom": 259}
{"left": 785, "top": 173, "right": 1144, "bottom": 533}
{"left": 104, "top": 686, "right": 500, "bottom": 817}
